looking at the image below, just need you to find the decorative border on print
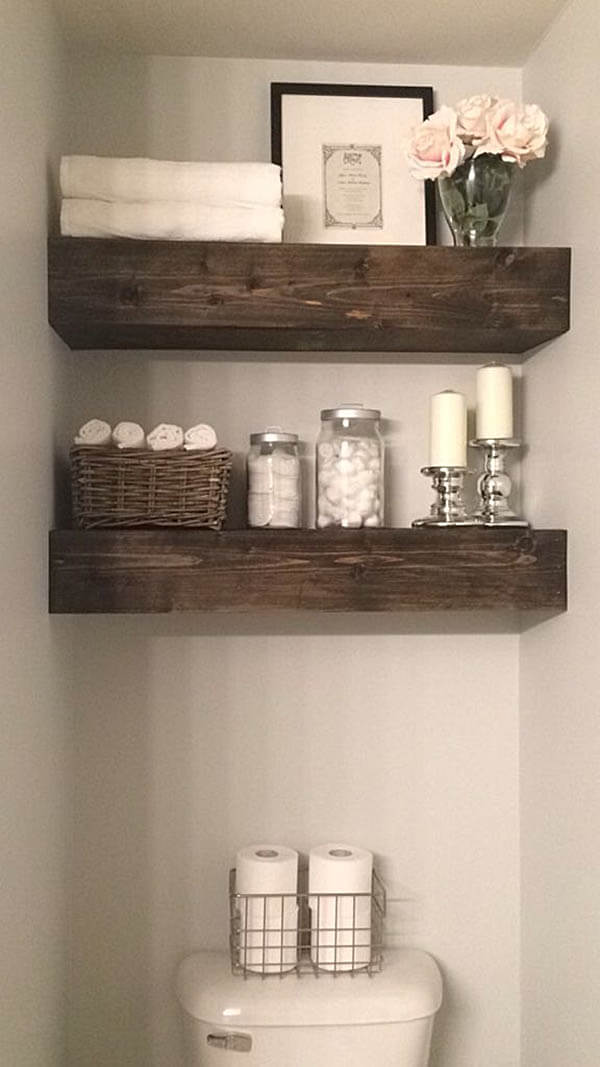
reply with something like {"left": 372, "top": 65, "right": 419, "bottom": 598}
{"left": 322, "top": 144, "right": 383, "bottom": 230}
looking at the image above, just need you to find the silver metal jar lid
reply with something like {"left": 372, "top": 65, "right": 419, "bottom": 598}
{"left": 249, "top": 426, "right": 298, "bottom": 444}
{"left": 320, "top": 404, "right": 381, "bottom": 421}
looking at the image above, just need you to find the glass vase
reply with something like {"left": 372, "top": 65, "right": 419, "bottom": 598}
{"left": 438, "top": 153, "right": 515, "bottom": 247}
{"left": 316, "top": 405, "right": 384, "bottom": 529}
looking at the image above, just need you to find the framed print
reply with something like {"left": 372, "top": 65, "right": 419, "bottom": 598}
{"left": 271, "top": 83, "right": 436, "bottom": 245}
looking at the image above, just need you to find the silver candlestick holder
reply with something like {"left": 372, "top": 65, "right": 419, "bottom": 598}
{"left": 412, "top": 466, "right": 478, "bottom": 527}
{"left": 470, "top": 438, "right": 529, "bottom": 527}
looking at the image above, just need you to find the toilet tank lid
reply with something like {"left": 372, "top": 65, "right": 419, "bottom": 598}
{"left": 176, "top": 949, "right": 442, "bottom": 1028}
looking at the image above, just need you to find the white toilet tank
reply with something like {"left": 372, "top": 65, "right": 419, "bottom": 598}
{"left": 176, "top": 948, "right": 442, "bottom": 1067}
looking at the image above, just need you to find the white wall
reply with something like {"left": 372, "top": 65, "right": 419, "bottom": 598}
{"left": 521, "top": 2, "right": 600, "bottom": 1064}
{"left": 0, "top": 2, "right": 72, "bottom": 1065}
{"left": 64, "top": 55, "right": 524, "bottom": 1067}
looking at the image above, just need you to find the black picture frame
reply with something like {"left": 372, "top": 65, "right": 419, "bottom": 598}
{"left": 271, "top": 82, "right": 436, "bottom": 245}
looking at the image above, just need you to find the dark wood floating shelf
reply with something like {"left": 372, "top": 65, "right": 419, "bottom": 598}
{"left": 48, "top": 238, "right": 570, "bottom": 356}
{"left": 49, "top": 527, "right": 566, "bottom": 616}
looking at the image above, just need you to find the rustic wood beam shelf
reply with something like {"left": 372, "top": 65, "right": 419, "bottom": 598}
{"left": 48, "top": 238, "right": 570, "bottom": 356}
{"left": 49, "top": 528, "right": 566, "bottom": 616}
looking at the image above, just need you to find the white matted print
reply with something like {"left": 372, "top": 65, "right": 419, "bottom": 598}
{"left": 271, "top": 85, "right": 435, "bottom": 245}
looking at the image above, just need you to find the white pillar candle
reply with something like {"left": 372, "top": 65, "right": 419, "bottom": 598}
{"left": 430, "top": 390, "right": 467, "bottom": 467}
{"left": 476, "top": 363, "right": 513, "bottom": 439}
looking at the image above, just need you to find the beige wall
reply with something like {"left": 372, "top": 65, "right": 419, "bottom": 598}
{"left": 64, "top": 55, "right": 524, "bottom": 1067}
{"left": 0, "top": 2, "right": 72, "bottom": 1064}
{"left": 521, "top": 1, "right": 600, "bottom": 1064}
{"left": 4, "top": 15, "right": 597, "bottom": 1067}
{"left": 65, "top": 53, "right": 524, "bottom": 248}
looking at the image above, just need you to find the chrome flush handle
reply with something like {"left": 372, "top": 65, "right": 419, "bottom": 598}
{"left": 207, "top": 1032, "right": 252, "bottom": 1052}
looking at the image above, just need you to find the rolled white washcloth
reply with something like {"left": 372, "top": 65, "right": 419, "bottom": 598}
{"left": 146, "top": 424, "right": 184, "bottom": 451}
{"left": 60, "top": 156, "right": 282, "bottom": 207}
{"left": 184, "top": 424, "right": 217, "bottom": 451}
{"left": 112, "top": 421, "right": 145, "bottom": 449}
{"left": 61, "top": 199, "right": 284, "bottom": 243}
{"left": 74, "top": 418, "right": 112, "bottom": 446}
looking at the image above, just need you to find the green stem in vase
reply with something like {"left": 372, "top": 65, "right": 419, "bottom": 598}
{"left": 438, "top": 153, "right": 515, "bottom": 247}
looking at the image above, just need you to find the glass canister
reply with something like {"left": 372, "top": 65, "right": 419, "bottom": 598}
{"left": 316, "top": 405, "right": 384, "bottom": 528}
{"left": 247, "top": 428, "right": 301, "bottom": 528}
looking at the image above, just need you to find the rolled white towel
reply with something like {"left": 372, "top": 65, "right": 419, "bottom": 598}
{"left": 60, "top": 156, "right": 282, "bottom": 207}
{"left": 74, "top": 418, "right": 112, "bottom": 446}
{"left": 112, "top": 421, "right": 145, "bottom": 450}
{"left": 146, "top": 423, "right": 184, "bottom": 452}
{"left": 61, "top": 199, "right": 284, "bottom": 243}
{"left": 183, "top": 424, "right": 218, "bottom": 451}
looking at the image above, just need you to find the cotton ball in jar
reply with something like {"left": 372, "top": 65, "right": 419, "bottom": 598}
{"left": 338, "top": 438, "right": 356, "bottom": 459}
{"left": 355, "top": 468, "right": 375, "bottom": 489}
{"left": 335, "top": 457, "right": 354, "bottom": 476}
{"left": 356, "top": 488, "right": 376, "bottom": 516}
{"left": 325, "top": 483, "right": 343, "bottom": 506}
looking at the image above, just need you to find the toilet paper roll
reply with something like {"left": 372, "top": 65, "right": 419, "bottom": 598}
{"left": 235, "top": 845, "right": 299, "bottom": 974}
{"left": 309, "top": 843, "right": 373, "bottom": 972}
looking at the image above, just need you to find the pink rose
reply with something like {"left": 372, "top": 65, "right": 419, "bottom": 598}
{"left": 475, "top": 100, "right": 549, "bottom": 167}
{"left": 407, "top": 106, "right": 466, "bottom": 181}
{"left": 455, "top": 94, "right": 497, "bottom": 143}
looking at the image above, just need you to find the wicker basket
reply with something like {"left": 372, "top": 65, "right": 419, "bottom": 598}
{"left": 71, "top": 445, "right": 232, "bottom": 529}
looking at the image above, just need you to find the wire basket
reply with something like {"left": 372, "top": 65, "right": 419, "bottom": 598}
{"left": 229, "top": 868, "right": 386, "bottom": 978}
{"left": 70, "top": 445, "right": 232, "bottom": 529}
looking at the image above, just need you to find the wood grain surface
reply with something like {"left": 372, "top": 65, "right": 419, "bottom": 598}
{"left": 49, "top": 527, "right": 567, "bottom": 614}
{"left": 48, "top": 239, "right": 570, "bottom": 355}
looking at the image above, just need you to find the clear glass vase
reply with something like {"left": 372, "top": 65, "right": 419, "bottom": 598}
{"left": 438, "top": 153, "right": 515, "bottom": 247}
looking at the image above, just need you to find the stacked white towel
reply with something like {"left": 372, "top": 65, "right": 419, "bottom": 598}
{"left": 61, "top": 201, "right": 284, "bottom": 242}
{"left": 60, "top": 155, "right": 283, "bottom": 243}
{"left": 61, "top": 157, "right": 282, "bottom": 206}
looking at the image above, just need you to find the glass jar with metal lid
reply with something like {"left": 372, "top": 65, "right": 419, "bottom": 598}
{"left": 247, "top": 427, "right": 301, "bottom": 528}
{"left": 316, "top": 405, "right": 384, "bottom": 528}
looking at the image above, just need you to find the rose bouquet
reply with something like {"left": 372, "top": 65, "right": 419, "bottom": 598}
{"left": 407, "top": 95, "right": 549, "bottom": 245}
